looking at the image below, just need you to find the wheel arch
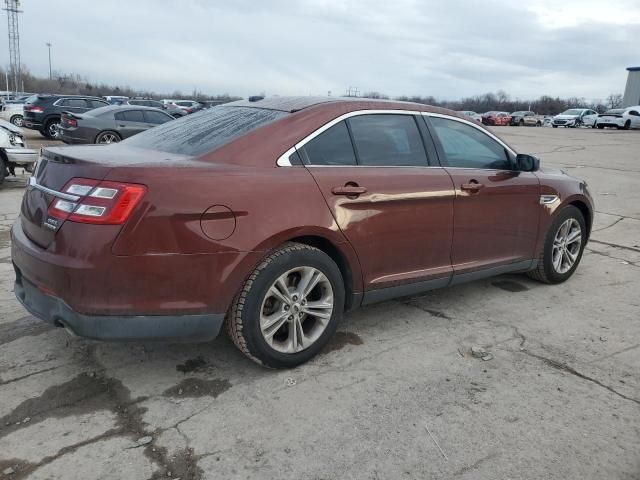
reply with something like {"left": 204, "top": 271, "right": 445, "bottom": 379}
{"left": 287, "top": 234, "right": 360, "bottom": 311}
{"left": 568, "top": 199, "right": 592, "bottom": 239}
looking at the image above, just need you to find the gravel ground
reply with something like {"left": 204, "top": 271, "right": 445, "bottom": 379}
{"left": 0, "top": 126, "right": 638, "bottom": 480}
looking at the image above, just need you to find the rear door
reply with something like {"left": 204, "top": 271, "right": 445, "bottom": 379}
{"left": 114, "top": 110, "right": 147, "bottom": 138}
{"left": 426, "top": 115, "right": 540, "bottom": 273}
{"left": 301, "top": 112, "right": 455, "bottom": 292}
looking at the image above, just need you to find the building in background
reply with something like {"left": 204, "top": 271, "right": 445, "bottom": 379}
{"left": 622, "top": 66, "right": 640, "bottom": 107}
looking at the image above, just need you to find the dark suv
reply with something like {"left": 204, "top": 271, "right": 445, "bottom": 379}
{"left": 22, "top": 95, "right": 110, "bottom": 139}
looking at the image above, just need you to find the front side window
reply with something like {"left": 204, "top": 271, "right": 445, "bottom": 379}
{"left": 90, "top": 100, "right": 108, "bottom": 108}
{"left": 143, "top": 110, "right": 172, "bottom": 124}
{"left": 347, "top": 114, "right": 428, "bottom": 167}
{"left": 302, "top": 121, "right": 356, "bottom": 166}
{"left": 430, "top": 117, "right": 511, "bottom": 170}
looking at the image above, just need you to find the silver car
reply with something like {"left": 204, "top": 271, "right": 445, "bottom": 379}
{"left": 0, "top": 119, "right": 38, "bottom": 184}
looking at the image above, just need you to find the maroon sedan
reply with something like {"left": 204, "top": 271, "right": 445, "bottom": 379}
{"left": 12, "top": 97, "right": 593, "bottom": 368}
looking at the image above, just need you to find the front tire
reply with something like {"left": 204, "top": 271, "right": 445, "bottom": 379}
{"left": 528, "top": 206, "right": 586, "bottom": 284}
{"left": 10, "top": 114, "right": 23, "bottom": 127}
{"left": 226, "top": 242, "right": 345, "bottom": 368}
{"left": 624, "top": 120, "right": 631, "bottom": 130}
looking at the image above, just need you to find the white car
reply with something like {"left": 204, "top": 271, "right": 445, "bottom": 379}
{"left": 457, "top": 110, "right": 482, "bottom": 122}
{"left": 551, "top": 108, "right": 598, "bottom": 128}
{"left": 0, "top": 119, "right": 38, "bottom": 184}
{"left": 595, "top": 106, "right": 640, "bottom": 130}
{"left": 0, "top": 102, "right": 25, "bottom": 127}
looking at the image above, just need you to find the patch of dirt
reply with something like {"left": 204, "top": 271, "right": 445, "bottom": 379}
{"left": 176, "top": 356, "right": 207, "bottom": 374}
{"left": 322, "top": 331, "right": 364, "bottom": 354}
{"left": 163, "top": 378, "right": 231, "bottom": 398}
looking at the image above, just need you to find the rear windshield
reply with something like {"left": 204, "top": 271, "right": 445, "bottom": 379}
{"left": 604, "top": 109, "right": 624, "bottom": 114}
{"left": 123, "top": 106, "right": 287, "bottom": 156}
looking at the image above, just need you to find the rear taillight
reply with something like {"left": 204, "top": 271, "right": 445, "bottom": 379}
{"left": 25, "top": 105, "right": 44, "bottom": 113}
{"left": 66, "top": 118, "right": 78, "bottom": 127}
{"left": 48, "top": 177, "right": 147, "bottom": 225}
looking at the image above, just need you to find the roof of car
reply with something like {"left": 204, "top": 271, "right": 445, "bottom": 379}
{"left": 85, "top": 105, "right": 168, "bottom": 115}
{"left": 224, "top": 96, "right": 446, "bottom": 114}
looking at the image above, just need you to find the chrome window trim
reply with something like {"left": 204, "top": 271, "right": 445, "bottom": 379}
{"left": 422, "top": 112, "right": 517, "bottom": 157}
{"left": 276, "top": 109, "right": 422, "bottom": 167}
{"left": 28, "top": 176, "right": 81, "bottom": 202}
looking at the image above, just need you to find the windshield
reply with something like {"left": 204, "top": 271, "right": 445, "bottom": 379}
{"left": 511, "top": 111, "right": 525, "bottom": 115}
{"left": 561, "top": 109, "right": 583, "bottom": 115}
{"left": 124, "top": 106, "right": 288, "bottom": 156}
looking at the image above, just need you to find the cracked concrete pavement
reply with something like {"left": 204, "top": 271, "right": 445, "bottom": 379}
{"left": 1, "top": 128, "right": 639, "bottom": 479}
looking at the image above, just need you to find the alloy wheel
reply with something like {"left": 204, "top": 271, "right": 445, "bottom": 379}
{"left": 259, "top": 266, "right": 334, "bottom": 354}
{"left": 98, "top": 133, "right": 120, "bottom": 144}
{"left": 48, "top": 122, "right": 60, "bottom": 138}
{"left": 551, "top": 218, "right": 582, "bottom": 274}
{"left": 11, "top": 115, "right": 23, "bottom": 127}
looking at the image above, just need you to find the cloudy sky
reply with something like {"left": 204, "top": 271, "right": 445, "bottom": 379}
{"left": 13, "top": 0, "right": 640, "bottom": 100}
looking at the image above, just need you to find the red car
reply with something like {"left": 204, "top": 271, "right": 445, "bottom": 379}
{"left": 12, "top": 97, "right": 593, "bottom": 368}
{"left": 482, "top": 111, "right": 512, "bottom": 126}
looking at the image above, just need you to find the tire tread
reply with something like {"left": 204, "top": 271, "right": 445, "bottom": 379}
{"left": 226, "top": 242, "right": 323, "bottom": 367}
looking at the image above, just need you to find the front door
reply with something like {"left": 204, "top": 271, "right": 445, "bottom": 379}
{"left": 427, "top": 115, "right": 540, "bottom": 274}
{"left": 114, "top": 110, "right": 148, "bottom": 139}
{"left": 300, "top": 114, "right": 456, "bottom": 291}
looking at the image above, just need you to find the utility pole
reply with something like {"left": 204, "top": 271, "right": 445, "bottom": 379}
{"left": 3, "top": 0, "right": 23, "bottom": 94}
{"left": 46, "top": 42, "right": 52, "bottom": 79}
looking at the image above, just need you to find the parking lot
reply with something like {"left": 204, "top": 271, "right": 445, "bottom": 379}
{"left": 0, "top": 126, "right": 639, "bottom": 479}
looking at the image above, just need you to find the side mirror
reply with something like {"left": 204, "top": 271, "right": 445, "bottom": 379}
{"left": 516, "top": 154, "right": 540, "bottom": 172}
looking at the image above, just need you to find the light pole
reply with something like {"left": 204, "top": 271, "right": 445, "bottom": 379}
{"left": 46, "top": 42, "right": 52, "bottom": 79}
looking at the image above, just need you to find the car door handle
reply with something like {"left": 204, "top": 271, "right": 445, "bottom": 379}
{"left": 460, "top": 182, "right": 484, "bottom": 192}
{"left": 332, "top": 185, "right": 367, "bottom": 196}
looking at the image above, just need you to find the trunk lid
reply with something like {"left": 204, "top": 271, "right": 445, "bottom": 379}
{"left": 20, "top": 144, "right": 191, "bottom": 249}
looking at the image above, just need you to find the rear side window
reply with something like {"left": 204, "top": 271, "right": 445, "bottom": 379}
{"left": 347, "top": 114, "right": 428, "bottom": 167}
{"left": 430, "top": 117, "right": 510, "bottom": 170}
{"left": 143, "top": 110, "right": 172, "bottom": 124}
{"left": 115, "top": 110, "right": 145, "bottom": 122}
{"left": 65, "top": 99, "right": 88, "bottom": 108}
{"left": 302, "top": 121, "right": 356, "bottom": 166}
{"left": 124, "top": 106, "right": 287, "bottom": 156}
{"left": 89, "top": 100, "right": 108, "bottom": 108}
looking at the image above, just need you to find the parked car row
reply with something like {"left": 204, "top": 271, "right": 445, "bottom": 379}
{"left": 459, "top": 106, "right": 640, "bottom": 130}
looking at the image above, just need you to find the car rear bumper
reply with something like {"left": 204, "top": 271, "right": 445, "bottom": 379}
{"left": 5, "top": 147, "right": 38, "bottom": 164}
{"left": 10, "top": 218, "right": 239, "bottom": 342}
{"left": 14, "top": 266, "right": 223, "bottom": 341}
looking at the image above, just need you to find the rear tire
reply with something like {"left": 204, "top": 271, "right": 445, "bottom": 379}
{"left": 0, "top": 155, "right": 6, "bottom": 186}
{"left": 527, "top": 206, "right": 586, "bottom": 284}
{"left": 226, "top": 242, "right": 345, "bottom": 368}
{"left": 519, "top": 119, "right": 524, "bottom": 126}
{"left": 95, "top": 131, "right": 121, "bottom": 144}
{"left": 44, "top": 118, "right": 60, "bottom": 139}
{"left": 552, "top": 124, "right": 558, "bottom": 128}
